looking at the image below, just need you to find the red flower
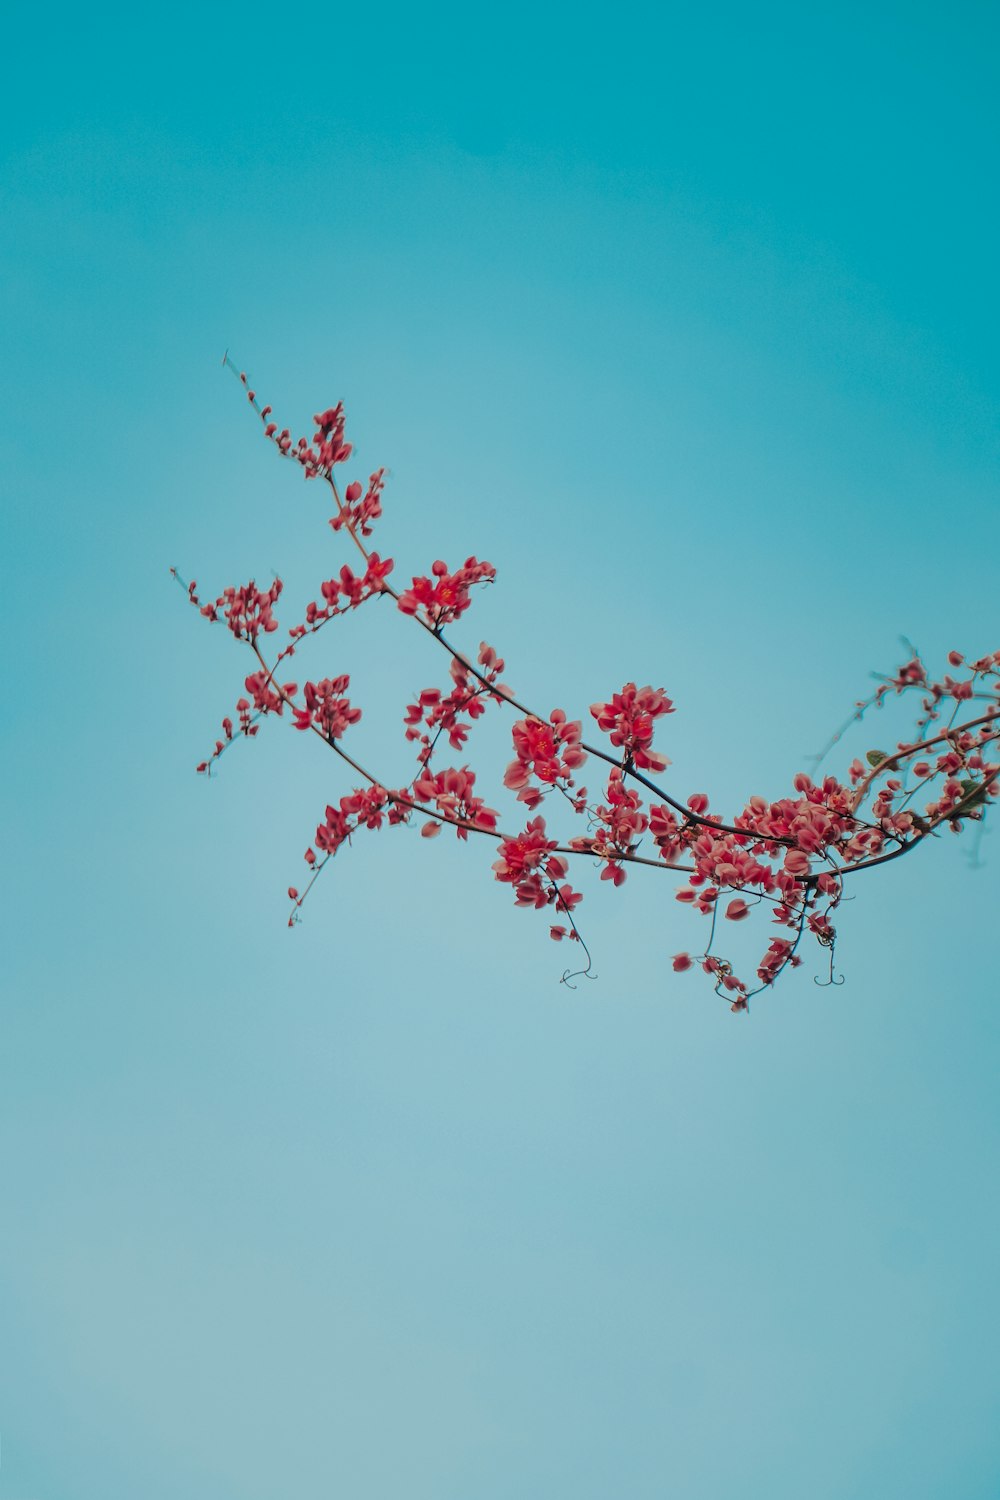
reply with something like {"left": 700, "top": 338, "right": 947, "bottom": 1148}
{"left": 503, "top": 710, "right": 586, "bottom": 805}
{"left": 298, "top": 677, "right": 362, "bottom": 740}
{"left": 493, "top": 817, "right": 557, "bottom": 883}
{"left": 590, "top": 683, "right": 673, "bottom": 771}
{"left": 397, "top": 557, "right": 496, "bottom": 628}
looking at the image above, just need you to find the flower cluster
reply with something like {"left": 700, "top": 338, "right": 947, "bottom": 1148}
{"left": 492, "top": 817, "right": 583, "bottom": 927}
{"left": 262, "top": 403, "right": 354, "bottom": 476}
{"left": 295, "top": 554, "right": 394, "bottom": 635}
{"left": 292, "top": 676, "right": 361, "bottom": 740}
{"left": 397, "top": 558, "right": 496, "bottom": 628}
{"left": 503, "top": 711, "right": 587, "bottom": 808}
{"left": 647, "top": 802, "right": 690, "bottom": 863}
{"left": 310, "top": 405, "right": 353, "bottom": 471}
{"left": 312, "top": 784, "right": 393, "bottom": 859}
{"left": 733, "top": 775, "right": 856, "bottom": 856}
{"left": 570, "top": 769, "right": 648, "bottom": 885}
{"left": 242, "top": 669, "right": 293, "bottom": 718}
{"left": 331, "top": 469, "right": 386, "bottom": 538}
{"left": 190, "top": 579, "right": 283, "bottom": 642}
{"left": 405, "top": 645, "right": 509, "bottom": 762}
{"left": 233, "top": 367, "right": 355, "bottom": 485}
{"left": 411, "top": 766, "right": 498, "bottom": 838}
{"left": 590, "top": 683, "right": 673, "bottom": 772}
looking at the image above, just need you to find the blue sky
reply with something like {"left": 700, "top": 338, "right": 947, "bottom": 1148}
{"left": 2, "top": 3, "right": 999, "bottom": 1496}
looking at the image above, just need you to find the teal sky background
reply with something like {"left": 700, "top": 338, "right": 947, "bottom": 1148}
{"left": 2, "top": 3, "right": 999, "bottom": 1496}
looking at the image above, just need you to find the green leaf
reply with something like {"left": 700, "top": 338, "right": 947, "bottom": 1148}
{"left": 866, "top": 750, "right": 888, "bottom": 767}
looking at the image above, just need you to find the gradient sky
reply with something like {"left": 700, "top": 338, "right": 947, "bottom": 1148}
{"left": 2, "top": 3, "right": 999, "bottom": 1497}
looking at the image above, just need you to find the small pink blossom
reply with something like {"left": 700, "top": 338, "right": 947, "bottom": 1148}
{"left": 397, "top": 557, "right": 496, "bottom": 628}
{"left": 296, "top": 677, "right": 361, "bottom": 740}
{"left": 590, "top": 683, "right": 673, "bottom": 771}
{"left": 504, "top": 710, "right": 586, "bottom": 804}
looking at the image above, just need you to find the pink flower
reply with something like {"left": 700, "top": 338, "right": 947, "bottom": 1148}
{"left": 493, "top": 816, "right": 557, "bottom": 883}
{"left": 397, "top": 557, "right": 496, "bottom": 627}
{"left": 331, "top": 469, "right": 386, "bottom": 537}
{"left": 411, "top": 765, "right": 498, "bottom": 838}
{"left": 504, "top": 711, "right": 587, "bottom": 803}
{"left": 590, "top": 682, "right": 673, "bottom": 771}
{"left": 298, "top": 677, "right": 361, "bottom": 740}
{"left": 216, "top": 579, "right": 283, "bottom": 642}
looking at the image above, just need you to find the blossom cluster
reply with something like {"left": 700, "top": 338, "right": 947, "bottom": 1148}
{"left": 569, "top": 768, "right": 648, "bottom": 885}
{"left": 590, "top": 683, "right": 674, "bottom": 772}
{"left": 293, "top": 676, "right": 362, "bottom": 741}
{"left": 186, "top": 578, "right": 283, "bottom": 643}
{"left": 492, "top": 816, "right": 583, "bottom": 933}
{"left": 397, "top": 557, "right": 496, "bottom": 628}
{"left": 310, "top": 784, "right": 407, "bottom": 861}
{"left": 411, "top": 766, "right": 498, "bottom": 839}
{"left": 296, "top": 554, "right": 394, "bottom": 635}
{"left": 503, "top": 710, "right": 587, "bottom": 808}
{"left": 331, "top": 469, "right": 386, "bottom": 537}
{"left": 261, "top": 401, "right": 354, "bottom": 477}
{"left": 405, "top": 644, "right": 509, "bottom": 762}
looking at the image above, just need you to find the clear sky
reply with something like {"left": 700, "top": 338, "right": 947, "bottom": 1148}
{"left": 2, "top": 3, "right": 999, "bottom": 1496}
